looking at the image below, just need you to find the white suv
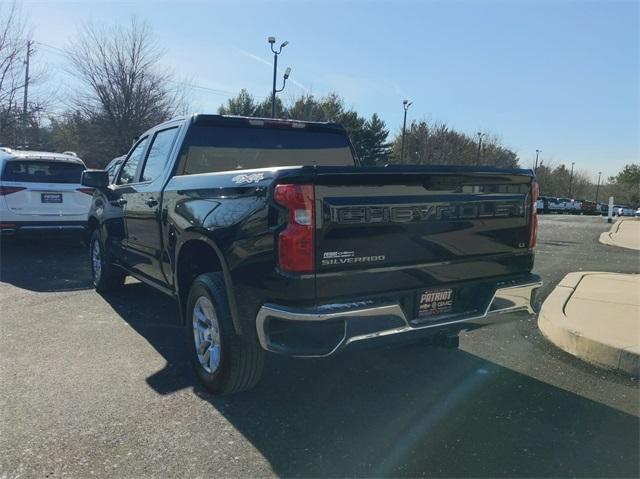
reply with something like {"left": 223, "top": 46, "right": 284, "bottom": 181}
{"left": 0, "top": 149, "right": 91, "bottom": 235}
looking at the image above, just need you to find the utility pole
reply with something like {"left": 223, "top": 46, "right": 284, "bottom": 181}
{"left": 534, "top": 149, "right": 541, "bottom": 172}
{"left": 595, "top": 171, "right": 602, "bottom": 203}
{"left": 400, "top": 100, "right": 412, "bottom": 164}
{"left": 476, "top": 132, "right": 484, "bottom": 165}
{"left": 22, "top": 40, "right": 33, "bottom": 149}
{"left": 568, "top": 162, "right": 575, "bottom": 198}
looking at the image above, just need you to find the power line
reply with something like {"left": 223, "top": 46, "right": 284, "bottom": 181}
{"left": 34, "top": 41, "right": 66, "bottom": 55}
{"left": 166, "top": 79, "right": 266, "bottom": 99}
{"left": 34, "top": 40, "right": 260, "bottom": 100}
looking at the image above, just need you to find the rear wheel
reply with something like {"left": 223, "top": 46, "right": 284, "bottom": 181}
{"left": 90, "top": 229, "right": 125, "bottom": 292}
{"left": 186, "top": 272, "right": 264, "bottom": 395}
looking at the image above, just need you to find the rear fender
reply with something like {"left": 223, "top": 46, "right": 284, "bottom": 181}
{"left": 174, "top": 232, "right": 243, "bottom": 336}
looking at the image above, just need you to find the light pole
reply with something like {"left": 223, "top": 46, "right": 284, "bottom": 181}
{"left": 400, "top": 100, "right": 412, "bottom": 164}
{"left": 268, "top": 36, "right": 290, "bottom": 118}
{"left": 476, "top": 132, "right": 485, "bottom": 165}
{"left": 534, "top": 149, "right": 541, "bottom": 172}
{"left": 568, "top": 162, "right": 575, "bottom": 198}
{"left": 595, "top": 171, "right": 602, "bottom": 203}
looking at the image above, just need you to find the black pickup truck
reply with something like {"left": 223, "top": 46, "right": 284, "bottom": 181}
{"left": 82, "top": 114, "right": 542, "bottom": 395}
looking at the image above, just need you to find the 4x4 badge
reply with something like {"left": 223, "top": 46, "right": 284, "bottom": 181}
{"left": 232, "top": 173, "right": 265, "bottom": 184}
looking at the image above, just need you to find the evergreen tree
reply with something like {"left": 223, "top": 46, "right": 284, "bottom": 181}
{"left": 358, "top": 113, "right": 391, "bottom": 165}
{"left": 217, "top": 89, "right": 259, "bottom": 116}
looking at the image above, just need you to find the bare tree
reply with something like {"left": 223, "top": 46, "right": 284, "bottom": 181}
{"left": 65, "top": 18, "right": 185, "bottom": 164}
{"left": 0, "top": 1, "right": 28, "bottom": 145}
{"left": 0, "top": 2, "right": 56, "bottom": 148}
{"left": 389, "top": 119, "right": 519, "bottom": 168}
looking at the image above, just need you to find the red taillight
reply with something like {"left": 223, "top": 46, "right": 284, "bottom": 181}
{"left": 0, "top": 186, "right": 26, "bottom": 196}
{"left": 274, "top": 184, "right": 315, "bottom": 273}
{"left": 529, "top": 179, "right": 539, "bottom": 248}
{"left": 77, "top": 188, "right": 95, "bottom": 196}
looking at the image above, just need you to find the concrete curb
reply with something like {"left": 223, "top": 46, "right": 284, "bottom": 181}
{"left": 599, "top": 218, "right": 640, "bottom": 250}
{"left": 538, "top": 272, "right": 639, "bottom": 376}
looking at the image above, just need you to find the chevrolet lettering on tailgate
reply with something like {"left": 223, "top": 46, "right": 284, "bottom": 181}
{"left": 330, "top": 200, "right": 524, "bottom": 225}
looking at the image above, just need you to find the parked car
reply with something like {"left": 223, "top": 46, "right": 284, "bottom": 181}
{"left": 597, "top": 203, "right": 608, "bottom": 215}
{"left": 580, "top": 200, "right": 597, "bottom": 215}
{"left": 104, "top": 155, "right": 125, "bottom": 183}
{"left": 561, "top": 198, "right": 581, "bottom": 214}
{"left": 0, "top": 149, "right": 91, "bottom": 235}
{"left": 82, "top": 114, "right": 541, "bottom": 395}
{"left": 535, "top": 196, "right": 549, "bottom": 213}
{"left": 547, "top": 197, "right": 566, "bottom": 214}
{"left": 615, "top": 205, "right": 635, "bottom": 216}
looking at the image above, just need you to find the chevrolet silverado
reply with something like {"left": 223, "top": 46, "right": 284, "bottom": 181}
{"left": 81, "top": 114, "right": 542, "bottom": 395}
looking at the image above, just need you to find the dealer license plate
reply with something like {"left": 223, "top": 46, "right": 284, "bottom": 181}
{"left": 41, "top": 193, "right": 62, "bottom": 203}
{"left": 418, "top": 288, "right": 455, "bottom": 318}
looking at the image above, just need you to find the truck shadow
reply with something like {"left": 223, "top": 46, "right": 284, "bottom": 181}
{"left": 0, "top": 236, "right": 92, "bottom": 292}
{"left": 101, "top": 284, "right": 640, "bottom": 478}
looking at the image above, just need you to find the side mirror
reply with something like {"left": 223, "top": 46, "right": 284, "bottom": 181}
{"left": 81, "top": 169, "right": 109, "bottom": 189}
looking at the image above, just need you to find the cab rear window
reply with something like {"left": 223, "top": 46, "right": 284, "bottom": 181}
{"left": 1, "top": 161, "right": 85, "bottom": 183}
{"left": 178, "top": 124, "right": 355, "bottom": 175}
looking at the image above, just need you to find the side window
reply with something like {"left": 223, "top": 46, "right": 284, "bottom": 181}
{"left": 117, "top": 137, "right": 148, "bottom": 185}
{"left": 140, "top": 127, "right": 179, "bottom": 183}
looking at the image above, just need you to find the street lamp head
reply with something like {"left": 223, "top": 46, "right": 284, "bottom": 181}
{"left": 281, "top": 40, "right": 289, "bottom": 48}
{"left": 283, "top": 67, "right": 291, "bottom": 79}
{"left": 268, "top": 36, "right": 276, "bottom": 44}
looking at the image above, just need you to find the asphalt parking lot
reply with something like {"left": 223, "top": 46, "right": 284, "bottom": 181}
{"left": 1, "top": 215, "right": 638, "bottom": 478}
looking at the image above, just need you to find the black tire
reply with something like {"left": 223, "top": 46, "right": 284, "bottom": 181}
{"left": 186, "top": 272, "right": 264, "bottom": 395}
{"left": 90, "top": 229, "right": 125, "bottom": 293}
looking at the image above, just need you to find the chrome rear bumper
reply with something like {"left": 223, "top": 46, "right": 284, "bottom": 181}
{"left": 256, "top": 276, "right": 542, "bottom": 357}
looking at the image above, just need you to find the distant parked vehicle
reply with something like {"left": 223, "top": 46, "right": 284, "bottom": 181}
{"left": 615, "top": 205, "right": 635, "bottom": 216}
{"left": 635, "top": 207, "right": 640, "bottom": 218}
{"left": 597, "top": 203, "right": 608, "bottom": 215}
{"left": 535, "top": 196, "right": 548, "bottom": 213}
{"left": 580, "top": 200, "right": 597, "bottom": 215}
{"left": 547, "top": 197, "right": 566, "bottom": 214}
{"left": 105, "top": 155, "right": 125, "bottom": 183}
{"left": 566, "top": 199, "right": 582, "bottom": 214}
{"left": 0, "top": 149, "right": 91, "bottom": 235}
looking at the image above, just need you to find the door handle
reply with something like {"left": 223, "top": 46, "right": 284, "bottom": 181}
{"left": 111, "top": 198, "right": 127, "bottom": 207}
{"left": 145, "top": 198, "right": 159, "bottom": 207}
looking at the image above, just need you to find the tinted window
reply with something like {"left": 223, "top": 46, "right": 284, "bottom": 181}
{"left": 105, "top": 158, "right": 123, "bottom": 183}
{"left": 117, "top": 138, "right": 148, "bottom": 185}
{"left": 141, "top": 127, "right": 179, "bottom": 182}
{"left": 178, "top": 125, "right": 354, "bottom": 175}
{"left": 1, "top": 161, "right": 85, "bottom": 183}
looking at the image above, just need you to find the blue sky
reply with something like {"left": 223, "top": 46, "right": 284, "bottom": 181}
{"left": 22, "top": 0, "right": 639, "bottom": 178}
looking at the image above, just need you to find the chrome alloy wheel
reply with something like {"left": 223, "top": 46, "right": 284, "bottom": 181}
{"left": 91, "top": 239, "right": 102, "bottom": 284}
{"left": 192, "top": 296, "right": 222, "bottom": 374}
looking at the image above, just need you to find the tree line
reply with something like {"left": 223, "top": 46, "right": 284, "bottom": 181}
{"left": 216, "top": 89, "right": 520, "bottom": 169}
{"left": 0, "top": 6, "right": 637, "bottom": 206}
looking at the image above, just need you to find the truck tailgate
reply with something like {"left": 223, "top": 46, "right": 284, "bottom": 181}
{"left": 313, "top": 168, "right": 535, "bottom": 301}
